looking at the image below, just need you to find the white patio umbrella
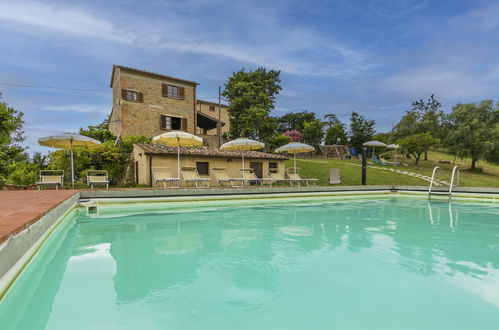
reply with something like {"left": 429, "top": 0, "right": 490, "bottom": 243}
{"left": 275, "top": 142, "right": 315, "bottom": 168}
{"left": 386, "top": 144, "right": 400, "bottom": 165}
{"left": 38, "top": 134, "right": 101, "bottom": 189}
{"left": 220, "top": 138, "right": 264, "bottom": 172}
{"left": 152, "top": 131, "right": 203, "bottom": 180}
{"left": 363, "top": 140, "right": 387, "bottom": 158}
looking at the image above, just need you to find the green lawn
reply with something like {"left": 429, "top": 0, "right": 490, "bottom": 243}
{"left": 288, "top": 150, "right": 499, "bottom": 187}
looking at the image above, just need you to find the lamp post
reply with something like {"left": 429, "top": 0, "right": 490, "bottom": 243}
{"left": 362, "top": 146, "right": 367, "bottom": 185}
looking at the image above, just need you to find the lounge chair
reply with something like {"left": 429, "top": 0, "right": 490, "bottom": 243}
{"left": 211, "top": 167, "right": 244, "bottom": 187}
{"left": 239, "top": 168, "right": 274, "bottom": 186}
{"left": 86, "top": 170, "right": 110, "bottom": 189}
{"left": 329, "top": 168, "right": 341, "bottom": 184}
{"left": 36, "top": 170, "right": 64, "bottom": 190}
{"left": 152, "top": 167, "right": 180, "bottom": 188}
{"left": 181, "top": 166, "right": 210, "bottom": 188}
{"left": 372, "top": 155, "right": 387, "bottom": 166}
{"left": 267, "top": 169, "right": 291, "bottom": 185}
{"left": 286, "top": 167, "right": 317, "bottom": 186}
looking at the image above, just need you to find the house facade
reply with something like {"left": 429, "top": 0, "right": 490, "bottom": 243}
{"left": 108, "top": 65, "right": 229, "bottom": 147}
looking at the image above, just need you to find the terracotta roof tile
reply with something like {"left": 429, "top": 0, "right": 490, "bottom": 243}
{"left": 136, "top": 143, "right": 288, "bottom": 160}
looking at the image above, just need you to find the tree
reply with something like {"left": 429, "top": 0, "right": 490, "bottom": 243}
{"left": 398, "top": 133, "right": 440, "bottom": 168}
{"left": 0, "top": 92, "right": 25, "bottom": 186}
{"left": 222, "top": 67, "right": 282, "bottom": 142}
{"left": 282, "top": 130, "right": 302, "bottom": 142}
{"left": 302, "top": 120, "right": 324, "bottom": 148}
{"left": 79, "top": 118, "right": 115, "bottom": 142}
{"left": 7, "top": 152, "right": 48, "bottom": 186}
{"left": 324, "top": 114, "right": 347, "bottom": 145}
{"left": 277, "top": 111, "right": 317, "bottom": 133}
{"left": 372, "top": 133, "right": 390, "bottom": 144}
{"left": 445, "top": 100, "right": 499, "bottom": 170}
{"left": 392, "top": 94, "right": 446, "bottom": 160}
{"left": 349, "top": 111, "right": 375, "bottom": 152}
{"left": 266, "top": 134, "right": 291, "bottom": 151}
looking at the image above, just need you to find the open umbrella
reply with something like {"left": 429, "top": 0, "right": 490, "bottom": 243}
{"left": 363, "top": 140, "right": 387, "bottom": 159}
{"left": 386, "top": 144, "right": 400, "bottom": 165}
{"left": 152, "top": 131, "right": 203, "bottom": 180}
{"left": 275, "top": 142, "right": 314, "bottom": 168}
{"left": 220, "top": 138, "right": 264, "bottom": 172}
{"left": 39, "top": 134, "right": 101, "bottom": 189}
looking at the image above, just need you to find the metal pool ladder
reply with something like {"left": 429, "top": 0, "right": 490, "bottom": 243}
{"left": 428, "top": 166, "right": 459, "bottom": 199}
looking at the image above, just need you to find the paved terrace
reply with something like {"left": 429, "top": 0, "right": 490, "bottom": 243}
{"left": 0, "top": 190, "right": 78, "bottom": 244}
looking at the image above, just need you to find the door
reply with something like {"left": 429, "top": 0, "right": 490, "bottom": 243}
{"left": 250, "top": 162, "right": 263, "bottom": 178}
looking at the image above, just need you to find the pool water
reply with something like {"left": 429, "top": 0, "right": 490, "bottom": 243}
{"left": 1, "top": 197, "right": 499, "bottom": 329}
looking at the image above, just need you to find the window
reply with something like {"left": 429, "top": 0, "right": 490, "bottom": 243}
{"left": 160, "top": 115, "right": 183, "bottom": 130}
{"left": 121, "top": 89, "right": 143, "bottom": 102}
{"left": 269, "top": 162, "right": 278, "bottom": 173}
{"left": 162, "top": 84, "right": 185, "bottom": 100}
{"left": 196, "top": 162, "right": 209, "bottom": 175}
{"left": 209, "top": 105, "right": 215, "bottom": 112}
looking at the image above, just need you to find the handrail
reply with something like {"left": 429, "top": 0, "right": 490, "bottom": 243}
{"left": 428, "top": 166, "right": 441, "bottom": 196}
{"left": 449, "top": 166, "right": 459, "bottom": 196}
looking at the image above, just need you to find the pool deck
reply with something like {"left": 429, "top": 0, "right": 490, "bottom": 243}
{"left": 0, "top": 190, "right": 78, "bottom": 244}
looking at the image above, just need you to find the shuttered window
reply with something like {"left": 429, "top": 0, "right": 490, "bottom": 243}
{"left": 160, "top": 115, "right": 184, "bottom": 130}
{"left": 209, "top": 105, "right": 215, "bottom": 111}
{"left": 162, "top": 84, "right": 185, "bottom": 100}
{"left": 121, "top": 89, "right": 143, "bottom": 102}
{"left": 268, "top": 162, "right": 278, "bottom": 173}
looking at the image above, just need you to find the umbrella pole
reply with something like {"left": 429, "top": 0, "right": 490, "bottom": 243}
{"left": 70, "top": 141, "right": 74, "bottom": 189}
{"left": 241, "top": 149, "right": 245, "bottom": 172}
{"left": 294, "top": 153, "right": 296, "bottom": 169}
{"left": 177, "top": 144, "right": 180, "bottom": 180}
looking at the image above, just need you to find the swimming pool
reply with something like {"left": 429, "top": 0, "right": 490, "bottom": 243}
{"left": 1, "top": 195, "right": 498, "bottom": 329}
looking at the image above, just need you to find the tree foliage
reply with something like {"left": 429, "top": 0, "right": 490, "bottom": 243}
{"left": 302, "top": 120, "right": 325, "bottom": 148}
{"left": 0, "top": 92, "right": 25, "bottom": 186}
{"left": 277, "top": 111, "right": 317, "bottom": 133}
{"left": 445, "top": 100, "right": 499, "bottom": 169}
{"left": 349, "top": 111, "right": 375, "bottom": 151}
{"left": 323, "top": 114, "right": 347, "bottom": 145}
{"left": 266, "top": 134, "right": 291, "bottom": 151}
{"left": 222, "top": 67, "right": 282, "bottom": 142}
{"left": 79, "top": 118, "right": 115, "bottom": 142}
{"left": 398, "top": 133, "right": 440, "bottom": 168}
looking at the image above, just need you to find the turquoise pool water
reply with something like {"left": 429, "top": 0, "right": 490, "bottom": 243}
{"left": 1, "top": 196, "right": 499, "bottom": 329}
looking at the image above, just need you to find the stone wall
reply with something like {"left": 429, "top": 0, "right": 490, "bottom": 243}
{"left": 112, "top": 69, "right": 197, "bottom": 138}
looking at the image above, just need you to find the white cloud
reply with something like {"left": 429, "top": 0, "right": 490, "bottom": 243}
{"left": 43, "top": 104, "right": 109, "bottom": 114}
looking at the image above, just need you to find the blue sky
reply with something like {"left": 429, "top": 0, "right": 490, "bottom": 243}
{"left": 1, "top": 0, "right": 498, "bottom": 153}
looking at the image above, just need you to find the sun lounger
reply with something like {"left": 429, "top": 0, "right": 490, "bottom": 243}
{"left": 240, "top": 168, "right": 274, "bottom": 186}
{"left": 267, "top": 169, "right": 291, "bottom": 185}
{"left": 329, "top": 168, "right": 341, "bottom": 184}
{"left": 152, "top": 167, "right": 180, "bottom": 188}
{"left": 286, "top": 167, "right": 317, "bottom": 186}
{"left": 211, "top": 167, "right": 244, "bottom": 187}
{"left": 181, "top": 166, "right": 210, "bottom": 188}
{"left": 36, "top": 170, "right": 64, "bottom": 190}
{"left": 86, "top": 170, "right": 109, "bottom": 189}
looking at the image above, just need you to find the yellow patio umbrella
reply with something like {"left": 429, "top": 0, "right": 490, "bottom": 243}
{"left": 220, "top": 138, "right": 265, "bottom": 172}
{"left": 38, "top": 133, "right": 101, "bottom": 189}
{"left": 152, "top": 131, "right": 203, "bottom": 180}
{"left": 275, "top": 142, "right": 315, "bottom": 168}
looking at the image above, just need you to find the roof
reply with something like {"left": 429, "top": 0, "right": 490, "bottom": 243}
{"left": 110, "top": 65, "right": 199, "bottom": 87}
{"left": 135, "top": 143, "right": 288, "bottom": 160}
{"left": 197, "top": 99, "right": 230, "bottom": 107}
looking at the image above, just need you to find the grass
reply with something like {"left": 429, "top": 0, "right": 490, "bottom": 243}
{"left": 289, "top": 150, "right": 499, "bottom": 187}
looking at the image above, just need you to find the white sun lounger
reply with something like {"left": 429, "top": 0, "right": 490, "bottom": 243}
{"left": 268, "top": 169, "right": 292, "bottom": 185}
{"left": 240, "top": 168, "right": 274, "bottom": 186}
{"left": 211, "top": 167, "right": 244, "bottom": 187}
{"left": 86, "top": 170, "right": 110, "bottom": 189}
{"left": 152, "top": 167, "right": 180, "bottom": 188}
{"left": 181, "top": 166, "right": 210, "bottom": 188}
{"left": 36, "top": 170, "right": 64, "bottom": 190}
{"left": 286, "top": 167, "right": 317, "bottom": 186}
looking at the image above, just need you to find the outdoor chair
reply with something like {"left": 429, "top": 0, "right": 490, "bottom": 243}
{"left": 286, "top": 167, "right": 318, "bottom": 186}
{"left": 152, "top": 167, "right": 180, "bottom": 188}
{"left": 86, "top": 170, "right": 110, "bottom": 189}
{"left": 240, "top": 168, "right": 264, "bottom": 186}
{"left": 329, "top": 168, "right": 341, "bottom": 184}
{"left": 181, "top": 166, "right": 210, "bottom": 188}
{"left": 267, "top": 169, "right": 292, "bottom": 185}
{"left": 211, "top": 167, "right": 244, "bottom": 187}
{"left": 36, "top": 170, "right": 64, "bottom": 190}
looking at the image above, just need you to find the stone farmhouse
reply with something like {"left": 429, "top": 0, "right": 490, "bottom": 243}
{"left": 108, "top": 65, "right": 229, "bottom": 147}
